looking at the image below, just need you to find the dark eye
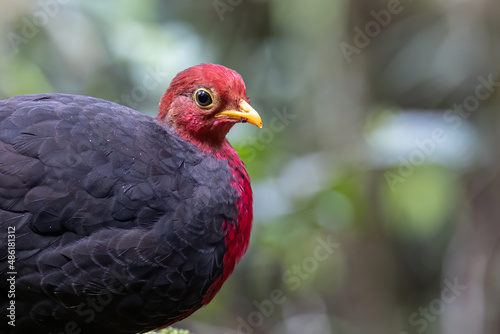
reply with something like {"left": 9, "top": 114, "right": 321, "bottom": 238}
{"left": 194, "top": 88, "right": 214, "bottom": 108}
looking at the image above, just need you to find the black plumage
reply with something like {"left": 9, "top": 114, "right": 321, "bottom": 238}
{"left": 0, "top": 93, "right": 239, "bottom": 333}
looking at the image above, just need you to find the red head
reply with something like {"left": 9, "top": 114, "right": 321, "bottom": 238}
{"left": 158, "top": 64, "right": 262, "bottom": 151}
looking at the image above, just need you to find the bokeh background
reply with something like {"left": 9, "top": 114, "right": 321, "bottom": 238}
{"left": 1, "top": 1, "right": 500, "bottom": 333}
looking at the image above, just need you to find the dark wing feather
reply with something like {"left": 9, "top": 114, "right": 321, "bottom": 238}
{"left": 0, "top": 94, "right": 238, "bottom": 334}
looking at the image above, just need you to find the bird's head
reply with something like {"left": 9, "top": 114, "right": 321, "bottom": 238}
{"left": 158, "top": 64, "right": 262, "bottom": 151}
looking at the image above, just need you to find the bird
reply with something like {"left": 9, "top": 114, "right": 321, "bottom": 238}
{"left": 0, "top": 63, "right": 262, "bottom": 334}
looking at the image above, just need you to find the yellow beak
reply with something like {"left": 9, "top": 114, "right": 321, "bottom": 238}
{"left": 214, "top": 100, "right": 263, "bottom": 128}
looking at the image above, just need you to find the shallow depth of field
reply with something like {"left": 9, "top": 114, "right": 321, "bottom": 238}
{"left": 1, "top": 1, "right": 500, "bottom": 334}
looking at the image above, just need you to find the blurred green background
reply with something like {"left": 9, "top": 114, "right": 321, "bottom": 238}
{"left": 1, "top": 1, "right": 500, "bottom": 333}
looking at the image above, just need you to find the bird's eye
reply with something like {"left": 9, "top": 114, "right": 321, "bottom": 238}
{"left": 194, "top": 88, "right": 214, "bottom": 108}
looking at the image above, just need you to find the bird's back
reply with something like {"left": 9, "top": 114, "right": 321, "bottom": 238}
{"left": 0, "top": 94, "right": 238, "bottom": 333}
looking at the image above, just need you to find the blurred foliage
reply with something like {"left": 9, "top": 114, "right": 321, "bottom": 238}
{"left": 1, "top": 0, "right": 500, "bottom": 334}
{"left": 146, "top": 327, "right": 189, "bottom": 334}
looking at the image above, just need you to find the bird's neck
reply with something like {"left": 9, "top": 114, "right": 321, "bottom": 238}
{"left": 171, "top": 123, "right": 234, "bottom": 155}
